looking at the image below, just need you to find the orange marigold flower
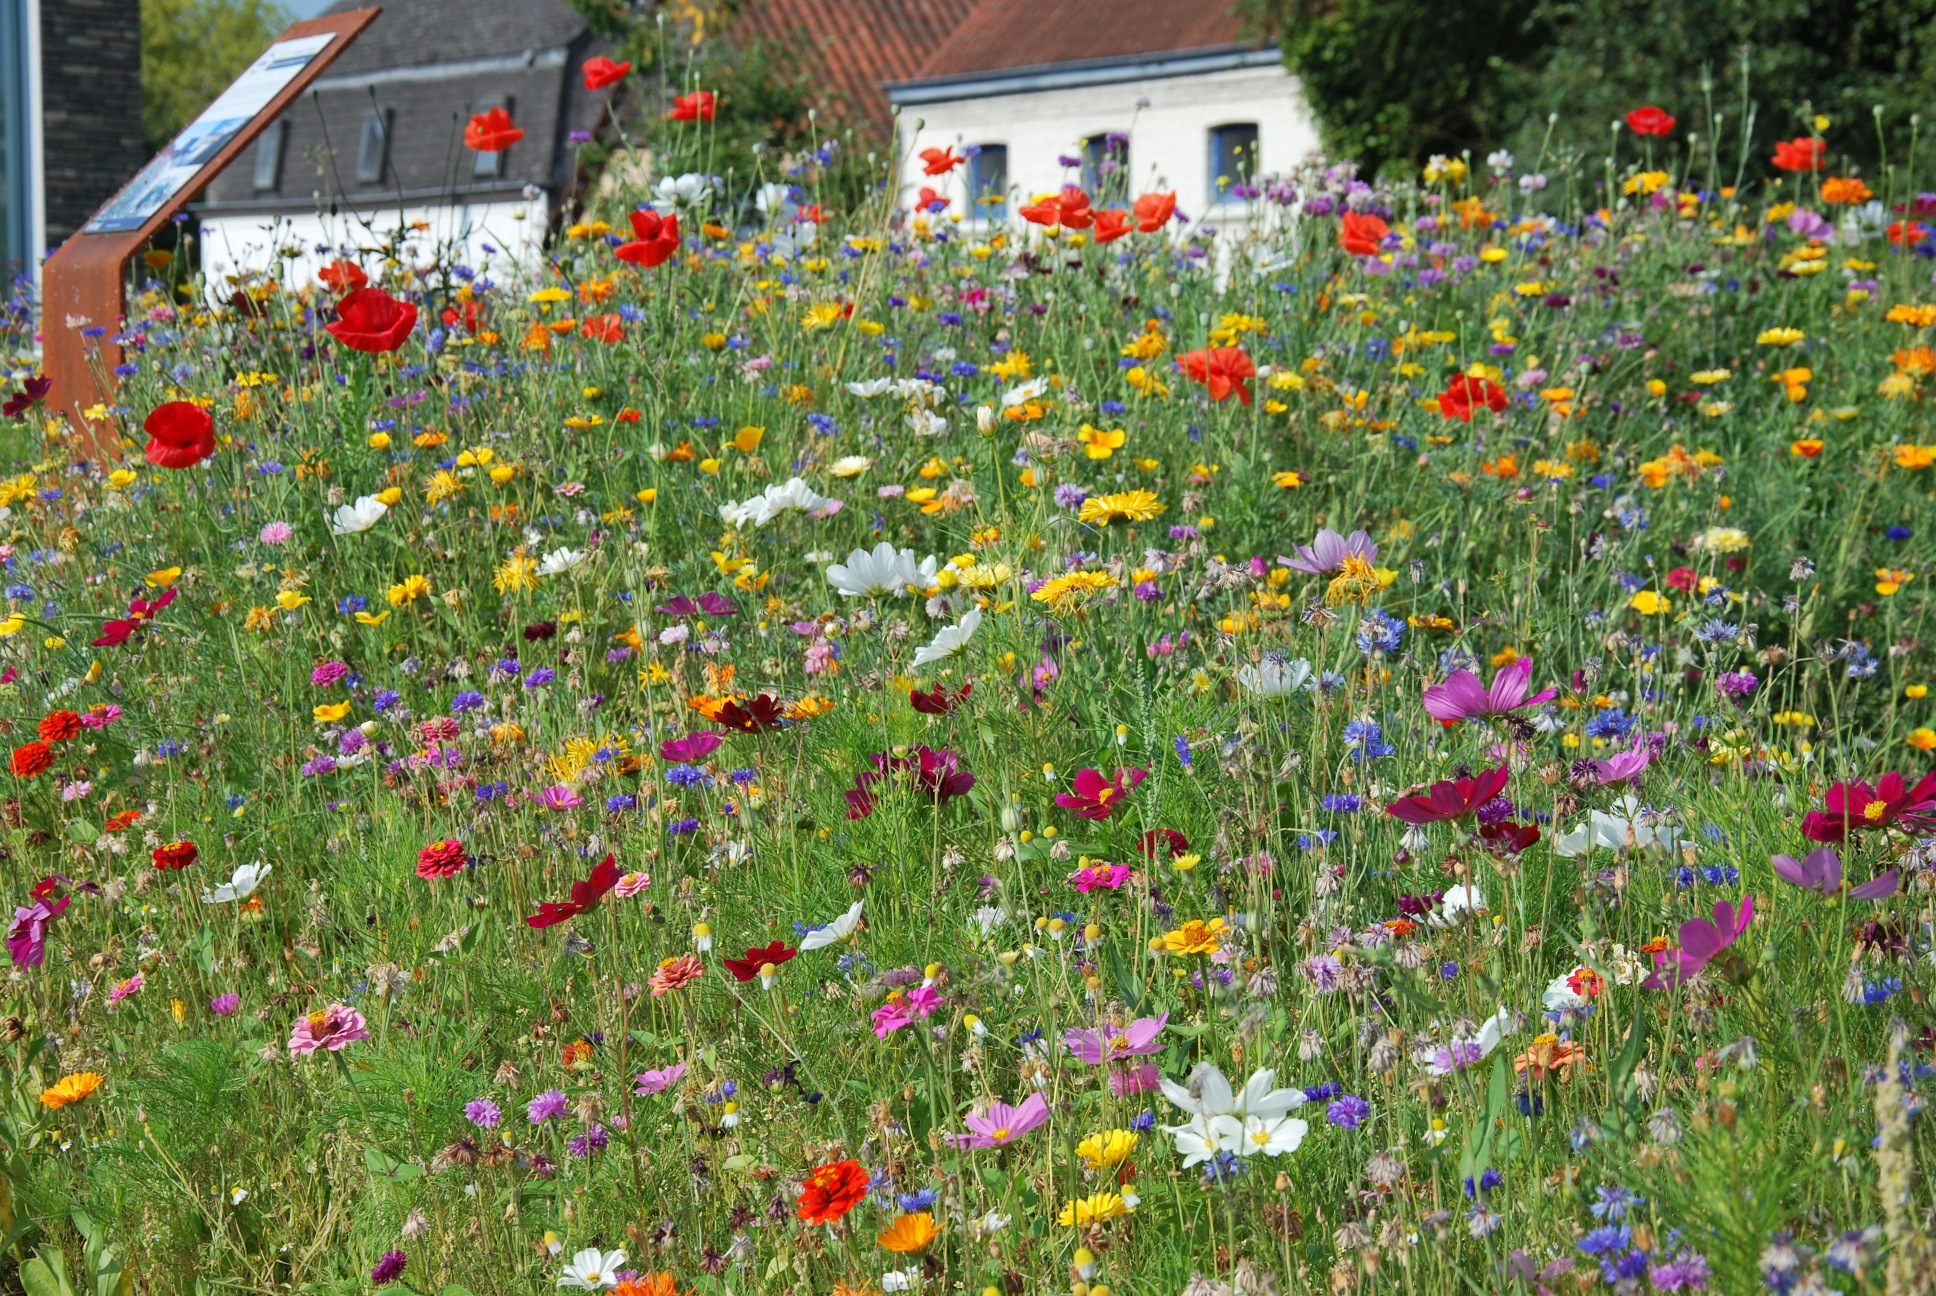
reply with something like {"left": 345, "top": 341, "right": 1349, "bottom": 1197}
{"left": 40, "top": 1071, "right": 104, "bottom": 1109}
{"left": 1819, "top": 176, "right": 1873, "bottom": 204}
{"left": 878, "top": 1212, "right": 942, "bottom": 1253}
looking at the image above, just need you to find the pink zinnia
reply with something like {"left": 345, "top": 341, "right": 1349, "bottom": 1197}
{"left": 615, "top": 871, "right": 651, "bottom": 897}
{"left": 1064, "top": 1012, "right": 1168, "bottom": 1064}
{"left": 872, "top": 985, "right": 941, "bottom": 1038}
{"left": 109, "top": 974, "right": 144, "bottom": 1004}
{"left": 950, "top": 1093, "right": 1050, "bottom": 1150}
{"left": 416, "top": 839, "right": 467, "bottom": 880}
{"left": 1069, "top": 861, "right": 1130, "bottom": 893}
{"left": 649, "top": 954, "right": 705, "bottom": 996}
{"left": 311, "top": 661, "right": 349, "bottom": 687}
{"left": 288, "top": 1003, "right": 370, "bottom": 1056}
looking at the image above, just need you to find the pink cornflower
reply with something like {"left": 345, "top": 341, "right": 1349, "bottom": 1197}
{"left": 950, "top": 1093, "right": 1050, "bottom": 1150}
{"left": 1064, "top": 1012, "right": 1168, "bottom": 1064}
{"left": 259, "top": 521, "right": 294, "bottom": 545}
{"left": 288, "top": 1003, "right": 370, "bottom": 1056}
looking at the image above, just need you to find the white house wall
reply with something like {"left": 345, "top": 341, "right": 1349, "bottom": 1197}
{"left": 196, "top": 199, "right": 548, "bottom": 295}
{"left": 893, "top": 63, "right": 1319, "bottom": 225}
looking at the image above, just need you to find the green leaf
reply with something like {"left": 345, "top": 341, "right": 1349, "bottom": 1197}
{"left": 1104, "top": 943, "right": 1142, "bottom": 1011}
{"left": 362, "top": 1146, "right": 423, "bottom": 1183}
{"left": 22, "top": 1250, "right": 75, "bottom": 1296}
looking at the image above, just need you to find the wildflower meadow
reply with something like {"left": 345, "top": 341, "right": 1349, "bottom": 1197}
{"left": 7, "top": 84, "right": 1936, "bottom": 1296}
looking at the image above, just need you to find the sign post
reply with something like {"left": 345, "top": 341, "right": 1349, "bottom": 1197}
{"left": 42, "top": 8, "right": 379, "bottom": 445}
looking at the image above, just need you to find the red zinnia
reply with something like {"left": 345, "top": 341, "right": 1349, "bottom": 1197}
{"left": 143, "top": 401, "right": 216, "bottom": 469}
{"left": 918, "top": 146, "right": 963, "bottom": 176}
{"left": 1624, "top": 106, "right": 1675, "bottom": 137}
{"left": 1093, "top": 209, "right": 1132, "bottom": 242}
{"left": 1180, "top": 347, "right": 1255, "bottom": 405}
{"left": 1889, "top": 220, "right": 1929, "bottom": 247}
{"left": 526, "top": 854, "right": 621, "bottom": 928}
{"left": 9, "top": 740, "right": 53, "bottom": 778}
{"left": 37, "top": 711, "right": 82, "bottom": 744}
{"left": 583, "top": 55, "right": 631, "bottom": 90}
{"left": 416, "top": 839, "right": 468, "bottom": 880}
{"left": 1437, "top": 373, "right": 1507, "bottom": 422}
{"left": 1132, "top": 190, "right": 1177, "bottom": 233}
{"left": 615, "top": 209, "right": 680, "bottom": 268}
{"left": 1384, "top": 765, "right": 1510, "bottom": 824}
{"left": 326, "top": 287, "right": 418, "bottom": 354}
{"left": 668, "top": 90, "right": 715, "bottom": 122}
{"left": 464, "top": 106, "right": 523, "bottom": 152}
{"left": 723, "top": 940, "right": 798, "bottom": 982}
{"left": 1338, "top": 211, "right": 1390, "bottom": 257}
{"left": 797, "top": 1159, "right": 869, "bottom": 1224}
{"left": 1772, "top": 137, "right": 1825, "bottom": 173}
{"left": 152, "top": 840, "right": 198, "bottom": 871}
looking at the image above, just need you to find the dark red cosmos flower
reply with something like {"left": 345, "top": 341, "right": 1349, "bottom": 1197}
{"left": 715, "top": 695, "right": 785, "bottom": 734}
{"left": 1772, "top": 137, "right": 1825, "bottom": 173}
{"left": 1338, "top": 211, "right": 1390, "bottom": 257}
{"left": 668, "top": 90, "right": 715, "bottom": 122}
{"left": 1056, "top": 767, "right": 1148, "bottom": 821}
{"left": 1801, "top": 772, "right": 1936, "bottom": 843}
{"left": 846, "top": 746, "right": 975, "bottom": 819}
{"left": 583, "top": 55, "right": 631, "bottom": 90}
{"left": 1479, "top": 820, "right": 1541, "bottom": 855}
{"left": 143, "top": 401, "right": 216, "bottom": 469}
{"left": 316, "top": 260, "right": 368, "bottom": 294}
{"left": 909, "top": 681, "right": 970, "bottom": 716}
{"left": 1438, "top": 374, "right": 1507, "bottom": 422}
{"left": 526, "top": 853, "right": 620, "bottom": 928}
{"left": 615, "top": 209, "right": 680, "bottom": 268}
{"left": 1093, "top": 209, "right": 1132, "bottom": 242}
{"left": 1624, "top": 105, "right": 1676, "bottom": 137}
{"left": 464, "top": 106, "right": 523, "bottom": 152}
{"left": 1140, "top": 828, "right": 1189, "bottom": 860}
{"left": 723, "top": 940, "right": 798, "bottom": 982}
{"left": 326, "top": 287, "right": 418, "bottom": 354}
{"left": 152, "top": 840, "right": 198, "bottom": 871}
{"left": 1384, "top": 765, "right": 1511, "bottom": 824}
{"left": 660, "top": 731, "right": 724, "bottom": 763}
{"left": 1179, "top": 348, "right": 1256, "bottom": 405}
{"left": 2, "top": 375, "right": 50, "bottom": 420}
{"left": 93, "top": 587, "right": 176, "bottom": 647}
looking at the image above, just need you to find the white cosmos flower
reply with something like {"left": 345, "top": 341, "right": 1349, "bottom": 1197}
{"left": 800, "top": 900, "right": 863, "bottom": 950}
{"left": 1160, "top": 1062, "right": 1306, "bottom": 1122}
{"left": 1162, "top": 1113, "right": 1243, "bottom": 1167}
{"left": 1236, "top": 657, "right": 1313, "bottom": 697}
{"left": 537, "top": 548, "right": 588, "bottom": 576}
{"left": 1001, "top": 377, "right": 1049, "bottom": 408}
{"left": 756, "top": 182, "right": 795, "bottom": 217}
{"left": 719, "top": 476, "right": 836, "bottom": 528}
{"left": 846, "top": 378, "right": 896, "bottom": 398}
{"left": 1429, "top": 883, "right": 1485, "bottom": 927}
{"left": 911, "top": 606, "right": 981, "bottom": 667}
{"left": 1553, "top": 794, "right": 1683, "bottom": 857}
{"left": 557, "top": 1247, "right": 626, "bottom": 1290}
{"left": 905, "top": 408, "right": 949, "bottom": 436}
{"left": 829, "top": 455, "right": 874, "bottom": 478}
{"left": 330, "top": 495, "right": 388, "bottom": 535}
{"left": 652, "top": 172, "right": 712, "bottom": 212}
{"left": 1416, "top": 1007, "right": 1513, "bottom": 1076}
{"left": 1232, "top": 1111, "right": 1309, "bottom": 1157}
{"left": 826, "top": 542, "right": 937, "bottom": 597}
{"left": 202, "top": 861, "right": 271, "bottom": 904}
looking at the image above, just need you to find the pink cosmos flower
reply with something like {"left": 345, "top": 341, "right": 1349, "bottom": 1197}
{"left": 634, "top": 1061, "right": 689, "bottom": 1095}
{"left": 1068, "top": 861, "right": 1130, "bottom": 892}
{"left": 1421, "top": 658, "right": 1557, "bottom": 724}
{"left": 7, "top": 895, "right": 70, "bottom": 967}
{"left": 534, "top": 785, "right": 583, "bottom": 810}
{"left": 1280, "top": 527, "right": 1376, "bottom": 575}
{"left": 1587, "top": 745, "right": 1652, "bottom": 786}
{"left": 950, "top": 1092, "right": 1050, "bottom": 1150}
{"left": 109, "top": 974, "right": 144, "bottom": 1004}
{"left": 1770, "top": 846, "right": 1898, "bottom": 900}
{"left": 1644, "top": 894, "right": 1753, "bottom": 990}
{"left": 288, "top": 1004, "right": 371, "bottom": 1056}
{"left": 1064, "top": 1012, "right": 1168, "bottom": 1064}
{"left": 1108, "top": 1062, "right": 1162, "bottom": 1096}
{"left": 1055, "top": 767, "right": 1147, "bottom": 821}
{"left": 659, "top": 731, "right": 724, "bottom": 763}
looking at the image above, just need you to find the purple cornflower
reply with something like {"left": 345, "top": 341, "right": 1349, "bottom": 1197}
{"left": 210, "top": 992, "right": 240, "bottom": 1016}
{"left": 527, "top": 1089, "right": 567, "bottom": 1123}
{"left": 1325, "top": 1094, "right": 1371, "bottom": 1129}
{"left": 465, "top": 1098, "right": 502, "bottom": 1128}
{"left": 370, "top": 1251, "right": 407, "bottom": 1283}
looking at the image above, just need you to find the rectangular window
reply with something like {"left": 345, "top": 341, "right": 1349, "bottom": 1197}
{"left": 252, "top": 120, "right": 287, "bottom": 191}
{"left": 967, "top": 144, "right": 1007, "bottom": 220}
{"left": 472, "top": 97, "right": 513, "bottom": 178}
{"left": 1209, "top": 123, "right": 1259, "bottom": 202}
{"left": 1081, "top": 133, "right": 1128, "bottom": 196}
{"left": 355, "top": 110, "right": 390, "bottom": 185}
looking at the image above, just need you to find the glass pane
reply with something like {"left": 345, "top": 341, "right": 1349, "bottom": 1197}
{"left": 355, "top": 114, "right": 386, "bottom": 183}
{"left": 1212, "top": 124, "right": 1258, "bottom": 201}
{"left": 969, "top": 145, "right": 1006, "bottom": 220}
{"left": 252, "top": 120, "right": 285, "bottom": 190}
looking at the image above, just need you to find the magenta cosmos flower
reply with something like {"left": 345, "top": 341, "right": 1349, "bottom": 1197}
{"left": 951, "top": 1092, "right": 1050, "bottom": 1150}
{"left": 1065, "top": 1012, "right": 1168, "bottom": 1064}
{"left": 1421, "top": 658, "right": 1556, "bottom": 724}
{"left": 287, "top": 1003, "right": 370, "bottom": 1057}
{"left": 1587, "top": 745, "right": 1652, "bottom": 786}
{"left": 7, "top": 895, "right": 70, "bottom": 967}
{"left": 1644, "top": 894, "right": 1753, "bottom": 990}
{"left": 1056, "top": 767, "right": 1147, "bottom": 821}
{"left": 1770, "top": 846, "right": 1898, "bottom": 900}
{"left": 1279, "top": 527, "right": 1376, "bottom": 575}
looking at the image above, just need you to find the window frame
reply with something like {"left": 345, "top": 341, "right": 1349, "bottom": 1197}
{"left": 354, "top": 109, "right": 391, "bottom": 186}
{"left": 252, "top": 119, "right": 287, "bottom": 192}
{"left": 966, "top": 144, "right": 1008, "bottom": 222}
{"left": 1207, "top": 122, "right": 1260, "bottom": 204}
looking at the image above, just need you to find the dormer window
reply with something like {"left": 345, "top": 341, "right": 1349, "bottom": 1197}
{"left": 355, "top": 110, "right": 391, "bottom": 184}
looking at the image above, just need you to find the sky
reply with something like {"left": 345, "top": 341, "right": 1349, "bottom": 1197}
{"left": 283, "top": 0, "right": 337, "bottom": 17}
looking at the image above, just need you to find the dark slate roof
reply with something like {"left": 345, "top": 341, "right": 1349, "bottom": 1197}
{"left": 198, "top": 0, "right": 609, "bottom": 215}
{"left": 729, "top": 0, "right": 979, "bottom": 135}
{"left": 905, "top": 0, "right": 1246, "bottom": 82}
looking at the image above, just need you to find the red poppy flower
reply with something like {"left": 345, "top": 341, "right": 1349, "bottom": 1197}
{"left": 1802, "top": 772, "right": 1936, "bottom": 843}
{"left": 326, "top": 287, "right": 418, "bottom": 354}
{"left": 143, "top": 401, "right": 216, "bottom": 469}
{"left": 92, "top": 587, "right": 176, "bottom": 648}
{"left": 1437, "top": 373, "right": 1507, "bottom": 422}
{"left": 615, "top": 209, "right": 680, "bottom": 268}
{"left": 1179, "top": 347, "right": 1255, "bottom": 405}
{"left": 1020, "top": 187, "right": 1092, "bottom": 230}
{"left": 583, "top": 55, "right": 631, "bottom": 90}
{"left": 714, "top": 694, "right": 785, "bottom": 734}
{"left": 723, "top": 940, "right": 798, "bottom": 982}
{"left": 918, "top": 146, "right": 963, "bottom": 176}
{"left": 1132, "top": 190, "right": 1176, "bottom": 232}
{"left": 9, "top": 741, "right": 53, "bottom": 778}
{"left": 37, "top": 711, "right": 81, "bottom": 744}
{"left": 152, "top": 840, "right": 198, "bottom": 871}
{"left": 464, "top": 106, "right": 523, "bottom": 152}
{"left": 797, "top": 1159, "right": 869, "bottom": 1224}
{"left": 915, "top": 186, "right": 949, "bottom": 213}
{"left": 579, "top": 314, "right": 624, "bottom": 342}
{"left": 416, "top": 839, "right": 468, "bottom": 880}
{"left": 909, "top": 681, "right": 970, "bottom": 715}
{"left": 441, "top": 298, "right": 484, "bottom": 334}
{"left": 1093, "top": 209, "right": 1131, "bottom": 242}
{"left": 1772, "top": 137, "right": 1825, "bottom": 173}
{"left": 1384, "top": 765, "right": 1510, "bottom": 824}
{"left": 317, "top": 260, "right": 368, "bottom": 294}
{"left": 1338, "top": 211, "right": 1390, "bottom": 257}
{"left": 666, "top": 90, "right": 715, "bottom": 122}
{"left": 525, "top": 853, "right": 621, "bottom": 928}
{"left": 1055, "top": 767, "right": 1148, "bottom": 821}
{"left": 1889, "top": 220, "right": 1929, "bottom": 247}
{"left": 1140, "top": 827, "right": 1189, "bottom": 859}
{"left": 1624, "top": 105, "right": 1675, "bottom": 137}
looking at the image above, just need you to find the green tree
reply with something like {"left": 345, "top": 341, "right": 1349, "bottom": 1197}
{"left": 141, "top": 0, "right": 290, "bottom": 154}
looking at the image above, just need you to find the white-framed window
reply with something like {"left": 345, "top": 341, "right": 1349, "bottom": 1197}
{"left": 966, "top": 144, "right": 1007, "bottom": 220}
{"left": 1080, "top": 132, "right": 1128, "bottom": 196}
{"left": 1209, "top": 122, "right": 1259, "bottom": 203}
